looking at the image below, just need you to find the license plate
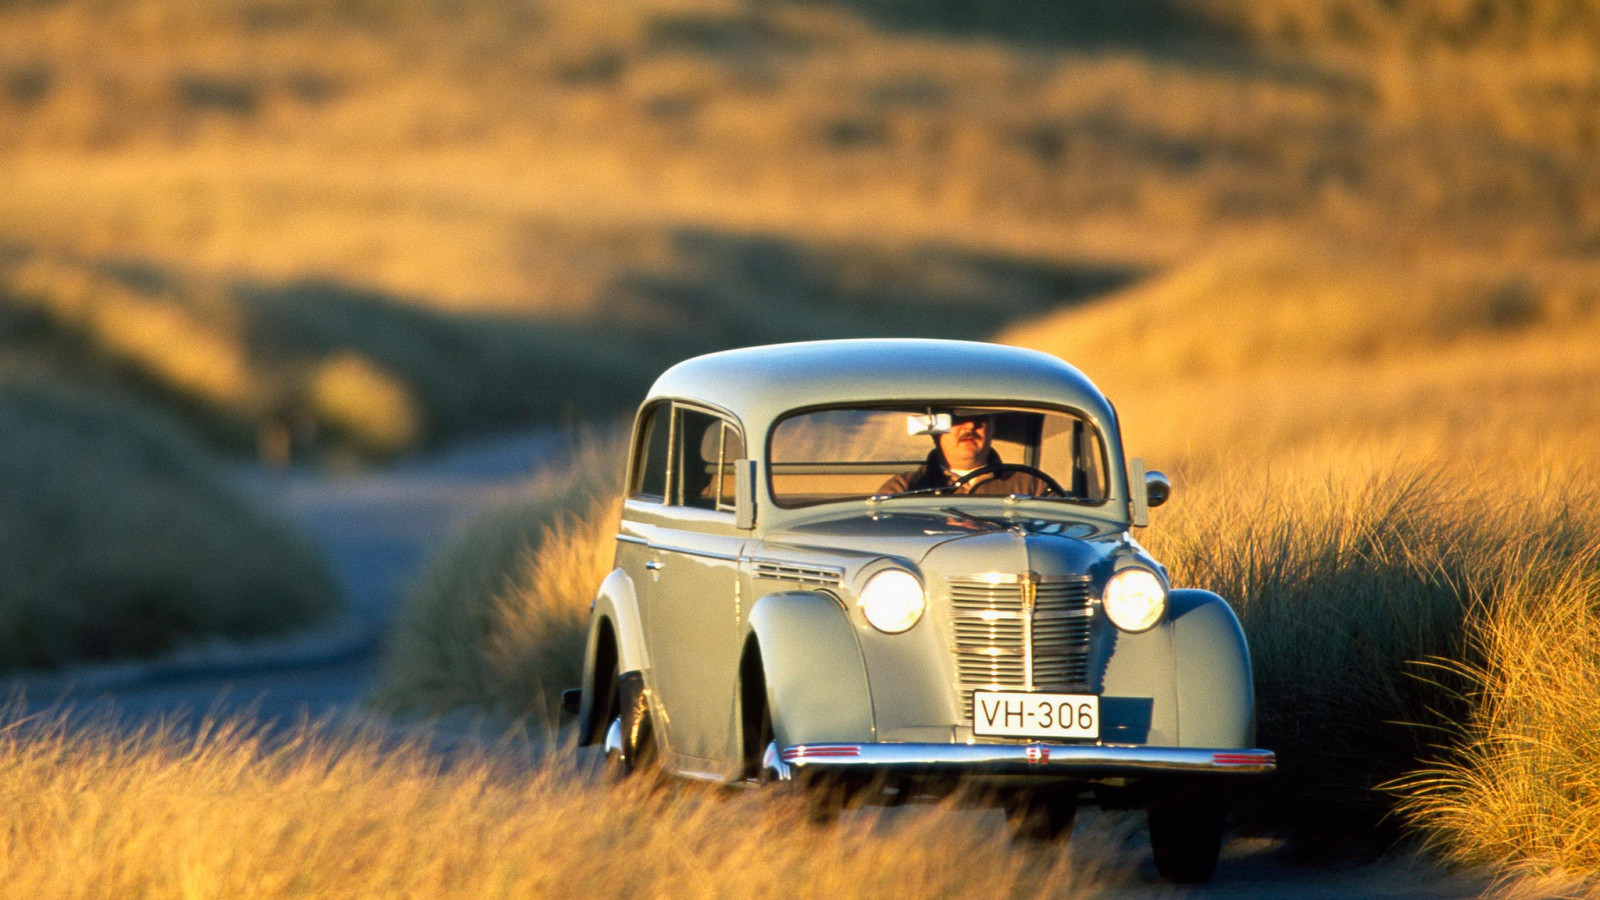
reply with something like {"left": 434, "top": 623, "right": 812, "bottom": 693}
{"left": 972, "top": 690, "right": 1099, "bottom": 740}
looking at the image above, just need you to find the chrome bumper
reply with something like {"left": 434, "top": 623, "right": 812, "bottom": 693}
{"left": 771, "top": 742, "right": 1276, "bottom": 780}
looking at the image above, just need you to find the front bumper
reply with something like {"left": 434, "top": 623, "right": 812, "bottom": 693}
{"left": 773, "top": 742, "right": 1276, "bottom": 779}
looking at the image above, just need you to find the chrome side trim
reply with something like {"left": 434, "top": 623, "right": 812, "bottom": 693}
{"left": 751, "top": 560, "right": 845, "bottom": 588}
{"left": 780, "top": 743, "right": 1276, "bottom": 776}
{"left": 615, "top": 534, "right": 742, "bottom": 562}
{"left": 655, "top": 544, "right": 742, "bottom": 562}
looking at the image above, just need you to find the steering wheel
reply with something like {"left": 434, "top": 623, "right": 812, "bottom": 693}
{"left": 949, "top": 463, "right": 1068, "bottom": 498}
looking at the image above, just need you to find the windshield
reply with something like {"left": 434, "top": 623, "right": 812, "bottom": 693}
{"left": 768, "top": 404, "right": 1109, "bottom": 508}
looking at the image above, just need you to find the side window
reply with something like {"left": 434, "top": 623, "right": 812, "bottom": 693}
{"left": 676, "top": 409, "right": 721, "bottom": 510}
{"left": 630, "top": 402, "right": 670, "bottom": 501}
{"left": 671, "top": 408, "right": 744, "bottom": 512}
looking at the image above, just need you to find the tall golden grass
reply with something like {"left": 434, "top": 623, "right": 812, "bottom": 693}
{"left": 1392, "top": 547, "right": 1600, "bottom": 889}
{"left": 1150, "top": 466, "right": 1600, "bottom": 844}
{"left": 374, "top": 433, "right": 626, "bottom": 719}
{"left": 3, "top": 0, "right": 1596, "bottom": 320}
{"left": 0, "top": 711, "right": 1132, "bottom": 899}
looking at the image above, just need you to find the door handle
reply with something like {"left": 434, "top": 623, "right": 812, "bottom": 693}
{"left": 645, "top": 560, "right": 663, "bottom": 571}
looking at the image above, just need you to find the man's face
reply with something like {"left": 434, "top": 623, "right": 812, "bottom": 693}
{"left": 938, "top": 414, "right": 991, "bottom": 471}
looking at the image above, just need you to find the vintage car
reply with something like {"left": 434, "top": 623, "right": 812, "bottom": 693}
{"left": 570, "top": 338, "right": 1274, "bottom": 882}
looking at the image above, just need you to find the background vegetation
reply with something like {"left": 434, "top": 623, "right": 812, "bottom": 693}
{"left": 0, "top": 379, "right": 337, "bottom": 669}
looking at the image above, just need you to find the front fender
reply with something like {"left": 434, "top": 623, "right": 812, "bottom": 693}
{"left": 1168, "top": 589, "right": 1255, "bottom": 748}
{"left": 747, "top": 591, "right": 874, "bottom": 747}
{"left": 578, "top": 567, "right": 650, "bottom": 744}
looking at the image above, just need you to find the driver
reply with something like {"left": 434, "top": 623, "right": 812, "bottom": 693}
{"left": 878, "top": 412, "right": 1051, "bottom": 496}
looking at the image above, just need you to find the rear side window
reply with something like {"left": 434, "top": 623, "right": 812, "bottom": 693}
{"left": 677, "top": 410, "right": 745, "bottom": 512}
{"left": 630, "top": 402, "right": 670, "bottom": 501}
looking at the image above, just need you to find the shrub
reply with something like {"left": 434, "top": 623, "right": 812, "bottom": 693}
{"left": 1392, "top": 528, "right": 1600, "bottom": 887}
{"left": 1149, "top": 464, "right": 1600, "bottom": 847}
{"left": 0, "top": 378, "right": 339, "bottom": 669}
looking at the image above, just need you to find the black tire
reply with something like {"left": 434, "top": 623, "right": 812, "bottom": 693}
{"left": 1147, "top": 780, "right": 1225, "bottom": 884}
{"left": 605, "top": 667, "right": 657, "bottom": 779}
{"left": 1004, "top": 787, "right": 1078, "bottom": 843}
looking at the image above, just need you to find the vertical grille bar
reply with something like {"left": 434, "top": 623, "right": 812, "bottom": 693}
{"left": 948, "top": 573, "right": 1094, "bottom": 721}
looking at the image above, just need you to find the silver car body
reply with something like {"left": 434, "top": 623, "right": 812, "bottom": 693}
{"left": 578, "top": 338, "right": 1274, "bottom": 787}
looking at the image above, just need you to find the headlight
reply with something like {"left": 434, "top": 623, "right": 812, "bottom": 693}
{"left": 858, "top": 569, "right": 926, "bottom": 633}
{"left": 1103, "top": 568, "right": 1166, "bottom": 633}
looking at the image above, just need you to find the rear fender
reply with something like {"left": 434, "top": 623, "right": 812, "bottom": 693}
{"left": 746, "top": 591, "right": 874, "bottom": 748}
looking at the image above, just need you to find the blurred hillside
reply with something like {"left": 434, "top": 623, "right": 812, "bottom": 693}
{"left": 3, "top": 0, "right": 1597, "bottom": 459}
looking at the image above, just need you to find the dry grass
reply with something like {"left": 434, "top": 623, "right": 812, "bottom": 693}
{"left": 1147, "top": 466, "right": 1600, "bottom": 845}
{"left": 1392, "top": 545, "right": 1600, "bottom": 890}
{"left": 374, "top": 433, "right": 626, "bottom": 719}
{"left": 0, "top": 378, "right": 338, "bottom": 670}
{"left": 5, "top": 0, "right": 1599, "bottom": 466}
{"left": 0, "top": 711, "right": 1134, "bottom": 900}
{"left": 3, "top": 0, "right": 1597, "bottom": 316}
{"left": 0, "top": 249, "right": 669, "bottom": 460}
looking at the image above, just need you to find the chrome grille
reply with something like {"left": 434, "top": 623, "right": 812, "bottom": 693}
{"left": 948, "top": 574, "right": 1094, "bottom": 719}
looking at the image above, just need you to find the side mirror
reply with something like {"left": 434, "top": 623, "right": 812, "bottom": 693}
{"left": 1145, "top": 470, "right": 1171, "bottom": 508}
{"left": 734, "top": 459, "right": 757, "bottom": 530}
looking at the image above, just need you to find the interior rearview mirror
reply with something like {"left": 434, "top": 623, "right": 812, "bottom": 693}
{"left": 906, "top": 413, "right": 952, "bottom": 436}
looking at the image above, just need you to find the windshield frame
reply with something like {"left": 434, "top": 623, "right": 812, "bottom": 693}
{"left": 764, "top": 399, "right": 1116, "bottom": 511}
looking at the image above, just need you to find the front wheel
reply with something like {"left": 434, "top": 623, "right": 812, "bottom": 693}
{"left": 1147, "top": 779, "right": 1225, "bottom": 883}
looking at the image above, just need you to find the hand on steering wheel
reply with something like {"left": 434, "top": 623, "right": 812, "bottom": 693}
{"left": 949, "top": 463, "right": 1067, "bottom": 498}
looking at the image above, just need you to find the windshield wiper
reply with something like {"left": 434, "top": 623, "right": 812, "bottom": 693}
{"left": 939, "top": 507, "right": 1010, "bottom": 530}
{"left": 869, "top": 485, "right": 957, "bottom": 501}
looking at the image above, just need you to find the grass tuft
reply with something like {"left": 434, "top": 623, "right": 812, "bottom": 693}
{"left": 1391, "top": 539, "right": 1600, "bottom": 887}
{"left": 373, "top": 431, "right": 626, "bottom": 719}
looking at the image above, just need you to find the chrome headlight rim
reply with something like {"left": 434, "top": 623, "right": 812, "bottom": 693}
{"left": 1102, "top": 567, "right": 1167, "bottom": 633}
{"left": 857, "top": 567, "right": 927, "bottom": 634}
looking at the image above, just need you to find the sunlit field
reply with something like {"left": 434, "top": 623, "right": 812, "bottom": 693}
{"left": 6, "top": 0, "right": 1600, "bottom": 892}
{"left": 5, "top": 0, "right": 1600, "bottom": 459}
{"left": 0, "top": 712, "right": 1136, "bottom": 900}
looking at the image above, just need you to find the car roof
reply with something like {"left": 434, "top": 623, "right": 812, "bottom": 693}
{"left": 645, "top": 339, "right": 1116, "bottom": 432}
